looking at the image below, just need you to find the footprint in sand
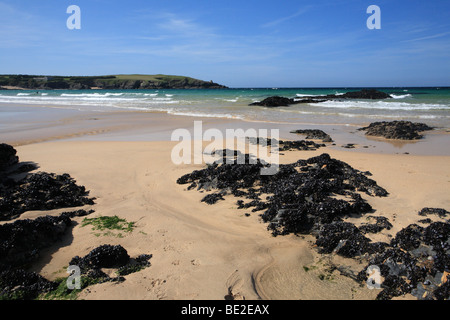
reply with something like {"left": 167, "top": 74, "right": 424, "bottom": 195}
{"left": 190, "top": 259, "right": 200, "bottom": 266}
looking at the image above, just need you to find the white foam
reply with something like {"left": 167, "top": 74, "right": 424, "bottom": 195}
{"left": 167, "top": 110, "right": 243, "bottom": 119}
{"left": 309, "top": 100, "right": 448, "bottom": 111}
{"left": 295, "top": 93, "right": 322, "bottom": 97}
{"left": 390, "top": 94, "right": 412, "bottom": 99}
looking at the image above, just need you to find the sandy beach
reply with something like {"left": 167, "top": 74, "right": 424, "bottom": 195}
{"left": 2, "top": 103, "right": 449, "bottom": 300}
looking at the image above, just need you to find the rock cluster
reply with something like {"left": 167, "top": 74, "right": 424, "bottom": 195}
{"left": 0, "top": 209, "right": 91, "bottom": 299}
{"left": 356, "top": 220, "right": 450, "bottom": 300}
{"left": 246, "top": 136, "right": 325, "bottom": 151}
{"left": 0, "top": 143, "right": 18, "bottom": 171}
{"left": 0, "top": 243, "right": 152, "bottom": 300}
{"left": 0, "top": 265, "right": 58, "bottom": 300}
{"left": 0, "top": 215, "right": 73, "bottom": 267}
{"left": 177, "top": 151, "right": 449, "bottom": 300}
{"left": 249, "top": 89, "right": 392, "bottom": 107}
{"left": 178, "top": 153, "right": 388, "bottom": 236}
{"left": 289, "top": 129, "right": 334, "bottom": 143}
{"left": 0, "top": 144, "right": 95, "bottom": 221}
{"left": 69, "top": 244, "right": 152, "bottom": 281}
{"left": 358, "top": 121, "right": 434, "bottom": 140}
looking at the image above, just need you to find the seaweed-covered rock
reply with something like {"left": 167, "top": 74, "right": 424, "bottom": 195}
{"left": 69, "top": 245, "right": 130, "bottom": 272}
{"left": 358, "top": 121, "right": 433, "bottom": 140}
{"left": 359, "top": 216, "right": 393, "bottom": 234}
{"left": 201, "top": 193, "right": 225, "bottom": 205}
{"left": 178, "top": 153, "right": 388, "bottom": 236}
{"left": 249, "top": 90, "right": 391, "bottom": 107}
{"left": 0, "top": 215, "right": 72, "bottom": 267}
{"left": 418, "top": 207, "right": 449, "bottom": 219}
{"left": 0, "top": 172, "right": 95, "bottom": 221}
{"left": 0, "top": 143, "right": 19, "bottom": 172}
{"left": 340, "top": 89, "right": 391, "bottom": 100}
{"left": 279, "top": 140, "right": 325, "bottom": 151}
{"left": 249, "top": 96, "right": 295, "bottom": 107}
{"left": 246, "top": 136, "right": 325, "bottom": 151}
{"left": 68, "top": 245, "right": 152, "bottom": 284}
{"left": 290, "top": 129, "right": 334, "bottom": 143}
{"left": 315, "top": 221, "right": 388, "bottom": 258}
{"left": 0, "top": 265, "right": 57, "bottom": 300}
{"left": 357, "top": 220, "right": 450, "bottom": 300}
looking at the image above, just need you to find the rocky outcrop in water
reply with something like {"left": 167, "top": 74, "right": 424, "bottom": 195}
{"left": 358, "top": 121, "right": 434, "bottom": 140}
{"left": 249, "top": 89, "right": 392, "bottom": 107}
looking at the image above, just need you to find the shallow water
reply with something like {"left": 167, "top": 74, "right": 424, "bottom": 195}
{"left": 1, "top": 87, "right": 449, "bottom": 128}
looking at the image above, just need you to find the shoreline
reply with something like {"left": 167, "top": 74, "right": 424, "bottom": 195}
{"left": 1, "top": 102, "right": 449, "bottom": 156}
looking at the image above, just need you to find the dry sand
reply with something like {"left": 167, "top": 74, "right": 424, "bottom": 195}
{"left": 11, "top": 137, "right": 449, "bottom": 300}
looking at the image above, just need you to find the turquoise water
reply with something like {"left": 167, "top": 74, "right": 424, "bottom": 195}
{"left": 0, "top": 87, "right": 449, "bottom": 127}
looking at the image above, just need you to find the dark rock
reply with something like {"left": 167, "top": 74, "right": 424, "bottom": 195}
{"left": 178, "top": 152, "right": 387, "bottom": 236}
{"left": 0, "top": 143, "right": 19, "bottom": 172}
{"left": 279, "top": 140, "right": 325, "bottom": 151}
{"left": 358, "top": 121, "right": 433, "bottom": 140}
{"left": 315, "top": 221, "right": 372, "bottom": 257}
{"left": 249, "top": 90, "right": 391, "bottom": 107}
{"left": 357, "top": 220, "right": 450, "bottom": 300}
{"left": 117, "top": 254, "right": 153, "bottom": 276}
{"left": 0, "top": 265, "right": 57, "bottom": 300}
{"left": 0, "top": 215, "right": 72, "bottom": 267}
{"left": 246, "top": 136, "right": 325, "bottom": 151}
{"left": 249, "top": 96, "right": 295, "bottom": 107}
{"left": 60, "top": 209, "right": 95, "bottom": 218}
{"left": 359, "top": 216, "right": 393, "bottom": 234}
{"left": 340, "top": 89, "right": 391, "bottom": 100}
{"left": 290, "top": 129, "right": 334, "bottom": 142}
{"left": 0, "top": 171, "right": 95, "bottom": 221}
{"left": 390, "top": 224, "right": 424, "bottom": 251}
{"left": 418, "top": 207, "right": 449, "bottom": 218}
{"left": 68, "top": 245, "right": 152, "bottom": 284}
{"left": 202, "top": 193, "right": 225, "bottom": 205}
{"left": 69, "top": 245, "right": 130, "bottom": 272}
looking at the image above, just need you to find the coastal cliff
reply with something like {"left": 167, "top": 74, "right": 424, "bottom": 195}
{"left": 0, "top": 74, "right": 228, "bottom": 90}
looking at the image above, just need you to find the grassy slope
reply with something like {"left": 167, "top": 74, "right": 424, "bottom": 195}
{"left": 0, "top": 74, "right": 224, "bottom": 89}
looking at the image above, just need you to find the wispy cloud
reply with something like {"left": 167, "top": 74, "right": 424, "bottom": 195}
{"left": 402, "top": 31, "right": 450, "bottom": 43}
{"left": 261, "top": 7, "right": 310, "bottom": 28}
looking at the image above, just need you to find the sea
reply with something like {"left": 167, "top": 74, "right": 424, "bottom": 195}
{"left": 0, "top": 87, "right": 449, "bottom": 128}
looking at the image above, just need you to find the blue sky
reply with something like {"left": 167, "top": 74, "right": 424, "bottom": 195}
{"left": 0, "top": 0, "right": 449, "bottom": 87}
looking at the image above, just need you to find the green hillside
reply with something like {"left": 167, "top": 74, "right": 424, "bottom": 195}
{"left": 0, "top": 74, "right": 228, "bottom": 90}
